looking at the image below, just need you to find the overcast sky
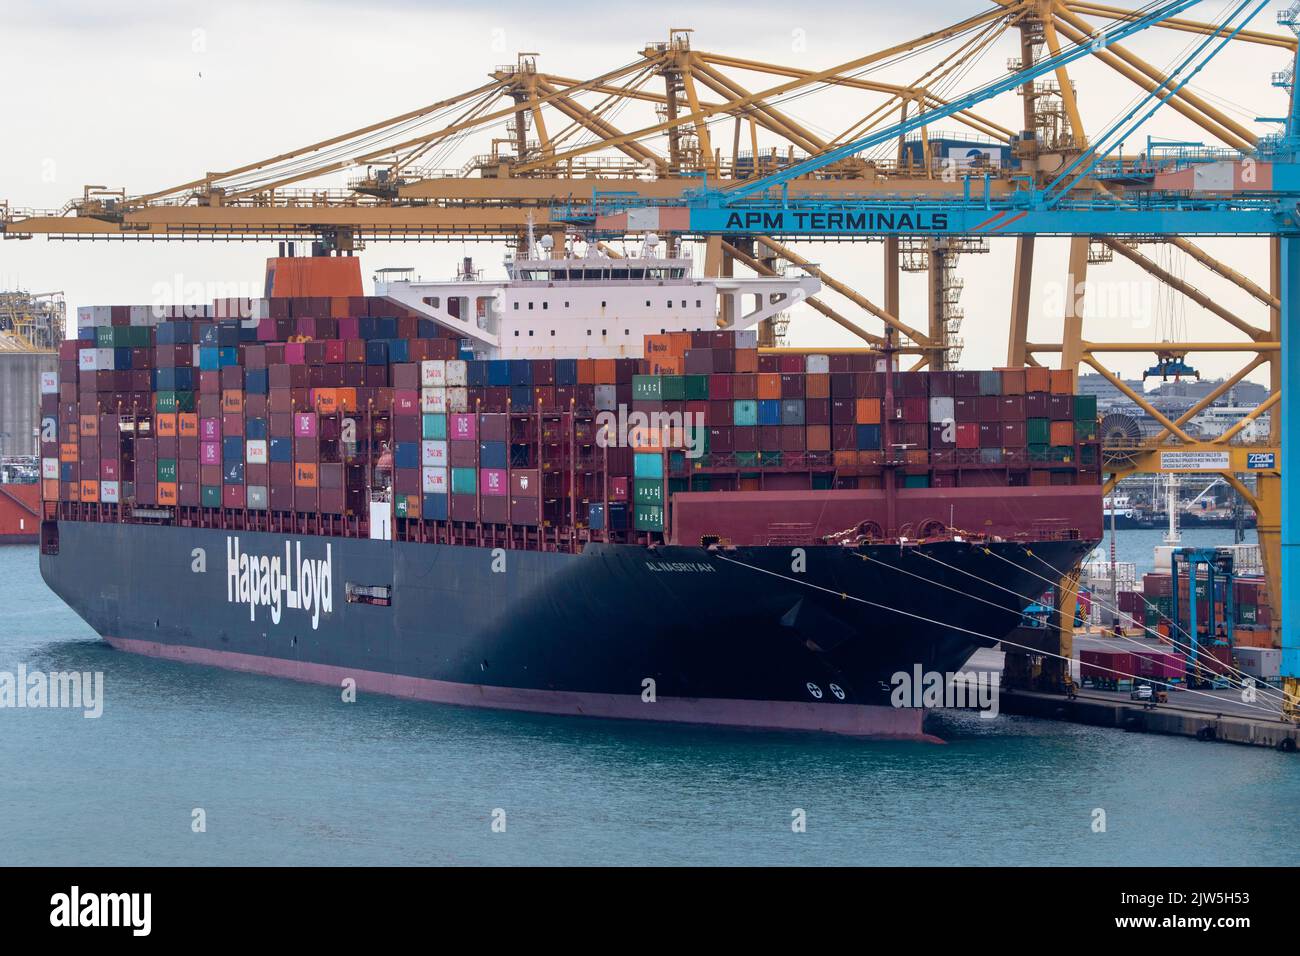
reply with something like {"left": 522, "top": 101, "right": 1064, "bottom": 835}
{"left": 0, "top": 0, "right": 1290, "bottom": 381}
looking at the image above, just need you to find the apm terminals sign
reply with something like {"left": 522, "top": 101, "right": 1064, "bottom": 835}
{"left": 713, "top": 208, "right": 951, "bottom": 234}
{"left": 226, "top": 537, "right": 333, "bottom": 629}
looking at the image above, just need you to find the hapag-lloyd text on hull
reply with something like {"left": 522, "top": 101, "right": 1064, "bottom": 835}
{"left": 226, "top": 536, "right": 333, "bottom": 629}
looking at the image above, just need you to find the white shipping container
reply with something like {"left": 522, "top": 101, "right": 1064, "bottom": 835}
{"left": 929, "top": 397, "right": 955, "bottom": 424}
{"left": 422, "top": 440, "right": 448, "bottom": 467}
{"left": 1234, "top": 647, "right": 1281, "bottom": 679}
{"left": 40, "top": 371, "right": 59, "bottom": 395}
{"left": 245, "top": 439, "right": 268, "bottom": 465}
{"left": 421, "top": 360, "right": 446, "bottom": 388}
{"left": 735, "top": 329, "right": 758, "bottom": 350}
{"left": 422, "top": 466, "right": 448, "bottom": 494}
{"left": 421, "top": 387, "right": 447, "bottom": 414}
{"left": 595, "top": 385, "right": 618, "bottom": 411}
{"left": 100, "top": 481, "right": 120, "bottom": 504}
{"left": 247, "top": 485, "right": 269, "bottom": 510}
{"left": 78, "top": 348, "right": 114, "bottom": 372}
{"left": 77, "top": 305, "right": 111, "bottom": 329}
{"left": 128, "top": 305, "right": 152, "bottom": 326}
{"left": 42, "top": 458, "right": 59, "bottom": 480}
{"left": 805, "top": 354, "right": 830, "bottom": 375}
{"left": 445, "top": 360, "right": 467, "bottom": 387}
{"left": 446, "top": 387, "right": 469, "bottom": 413}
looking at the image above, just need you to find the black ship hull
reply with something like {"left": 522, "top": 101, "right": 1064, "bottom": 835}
{"left": 40, "top": 521, "right": 1091, "bottom": 739}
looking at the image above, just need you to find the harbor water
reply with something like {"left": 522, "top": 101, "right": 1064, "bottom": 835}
{"left": 1, "top": 543, "right": 1295, "bottom": 866}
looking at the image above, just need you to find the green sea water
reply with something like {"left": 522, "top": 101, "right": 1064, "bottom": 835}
{"left": 0, "top": 543, "right": 1295, "bottom": 866}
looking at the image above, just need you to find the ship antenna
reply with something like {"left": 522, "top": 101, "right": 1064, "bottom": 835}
{"left": 526, "top": 212, "right": 537, "bottom": 258}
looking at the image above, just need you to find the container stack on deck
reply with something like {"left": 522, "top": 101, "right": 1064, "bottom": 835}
{"left": 42, "top": 296, "right": 1103, "bottom": 547}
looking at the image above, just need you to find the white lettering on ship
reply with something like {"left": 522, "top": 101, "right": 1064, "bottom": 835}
{"left": 644, "top": 562, "right": 716, "bottom": 573}
{"left": 226, "top": 536, "right": 333, "bottom": 629}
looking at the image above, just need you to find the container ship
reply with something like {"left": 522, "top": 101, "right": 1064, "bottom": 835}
{"left": 38, "top": 242, "right": 1102, "bottom": 739}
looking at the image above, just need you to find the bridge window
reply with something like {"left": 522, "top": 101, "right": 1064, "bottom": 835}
{"left": 513, "top": 302, "right": 519, "bottom": 311}
{"left": 542, "top": 302, "right": 548, "bottom": 310}
{"left": 528, "top": 302, "right": 534, "bottom": 310}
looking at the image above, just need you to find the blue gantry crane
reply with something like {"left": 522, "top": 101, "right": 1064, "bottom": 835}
{"left": 569, "top": 0, "right": 1300, "bottom": 710}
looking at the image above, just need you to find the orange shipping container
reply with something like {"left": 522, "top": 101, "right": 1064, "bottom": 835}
{"left": 42, "top": 479, "right": 59, "bottom": 502}
{"left": 757, "top": 374, "right": 782, "bottom": 399}
{"left": 222, "top": 390, "right": 244, "bottom": 415}
{"left": 79, "top": 479, "right": 99, "bottom": 501}
{"left": 740, "top": 477, "right": 761, "bottom": 491}
{"left": 806, "top": 374, "right": 830, "bottom": 399}
{"left": 1234, "top": 628, "right": 1276, "bottom": 649}
{"left": 157, "top": 483, "right": 178, "bottom": 506}
{"left": 999, "top": 369, "right": 1026, "bottom": 395}
{"left": 1025, "top": 367, "right": 1051, "bottom": 393}
{"left": 669, "top": 332, "right": 692, "bottom": 355}
{"left": 1049, "top": 370, "right": 1074, "bottom": 394}
{"left": 314, "top": 389, "right": 339, "bottom": 414}
{"left": 650, "top": 356, "right": 683, "bottom": 375}
{"left": 833, "top": 450, "right": 858, "bottom": 470}
{"left": 806, "top": 425, "right": 831, "bottom": 451}
{"left": 337, "top": 388, "right": 358, "bottom": 412}
{"left": 266, "top": 256, "right": 362, "bottom": 297}
{"left": 856, "top": 399, "right": 882, "bottom": 424}
{"left": 577, "top": 360, "right": 597, "bottom": 385}
{"left": 178, "top": 413, "right": 199, "bottom": 437}
{"left": 734, "top": 350, "right": 758, "bottom": 374}
{"left": 593, "top": 359, "right": 617, "bottom": 384}
{"left": 1050, "top": 421, "right": 1075, "bottom": 445}
{"left": 295, "top": 463, "right": 319, "bottom": 488}
{"left": 79, "top": 414, "right": 98, "bottom": 438}
{"left": 156, "top": 413, "right": 178, "bottom": 437}
{"left": 644, "top": 334, "right": 675, "bottom": 357}
{"left": 60, "top": 442, "right": 78, "bottom": 463}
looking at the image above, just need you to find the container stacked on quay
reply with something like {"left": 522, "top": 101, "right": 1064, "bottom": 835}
{"left": 38, "top": 251, "right": 1102, "bottom": 739}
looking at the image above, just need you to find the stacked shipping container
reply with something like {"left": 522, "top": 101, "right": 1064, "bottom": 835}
{"left": 42, "top": 297, "right": 1104, "bottom": 544}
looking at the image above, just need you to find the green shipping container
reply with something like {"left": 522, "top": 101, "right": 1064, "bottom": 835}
{"left": 394, "top": 498, "right": 410, "bottom": 519}
{"left": 1073, "top": 394, "right": 1098, "bottom": 423}
{"left": 733, "top": 400, "right": 758, "bottom": 427}
{"left": 154, "top": 390, "right": 195, "bottom": 413}
{"left": 157, "top": 459, "right": 177, "bottom": 483}
{"left": 451, "top": 467, "right": 477, "bottom": 495}
{"left": 1050, "top": 446, "right": 1073, "bottom": 463}
{"left": 1027, "top": 418, "right": 1051, "bottom": 445}
{"left": 759, "top": 450, "right": 783, "bottom": 467}
{"left": 634, "top": 479, "right": 665, "bottom": 505}
{"left": 660, "top": 375, "right": 687, "bottom": 401}
{"left": 684, "top": 375, "right": 709, "bottom": 400}
{"left": 422, "top": 413, "right": 447, "bottom": 440}
{"left": 632, "top": 375, "right": 662, "bottom": 401}
{"left": 903, "top": 474, "right": 931, "bottom": 488}
{"left": 1075, "top": 420, "right": 1098, "bottom": 441}
{"left": 633, "top": 504, "right": 664, "bottom": 531}
{"left": 735, "top": 451, "right": 760, "bottom": 468}
{"left": 201, "top": 485, "right": 221, "bottom": 508}
{"left": 1239, "top": 604, "right": 1257, "bottom": 624}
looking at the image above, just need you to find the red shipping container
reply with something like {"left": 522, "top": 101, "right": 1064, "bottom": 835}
{"left": 955, "top": 424, "right": 980, "bottom": 449}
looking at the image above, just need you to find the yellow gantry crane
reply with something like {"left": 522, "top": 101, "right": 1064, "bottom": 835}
{"left": 0, "top": 1, "right": 1290, "bottom": 643}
